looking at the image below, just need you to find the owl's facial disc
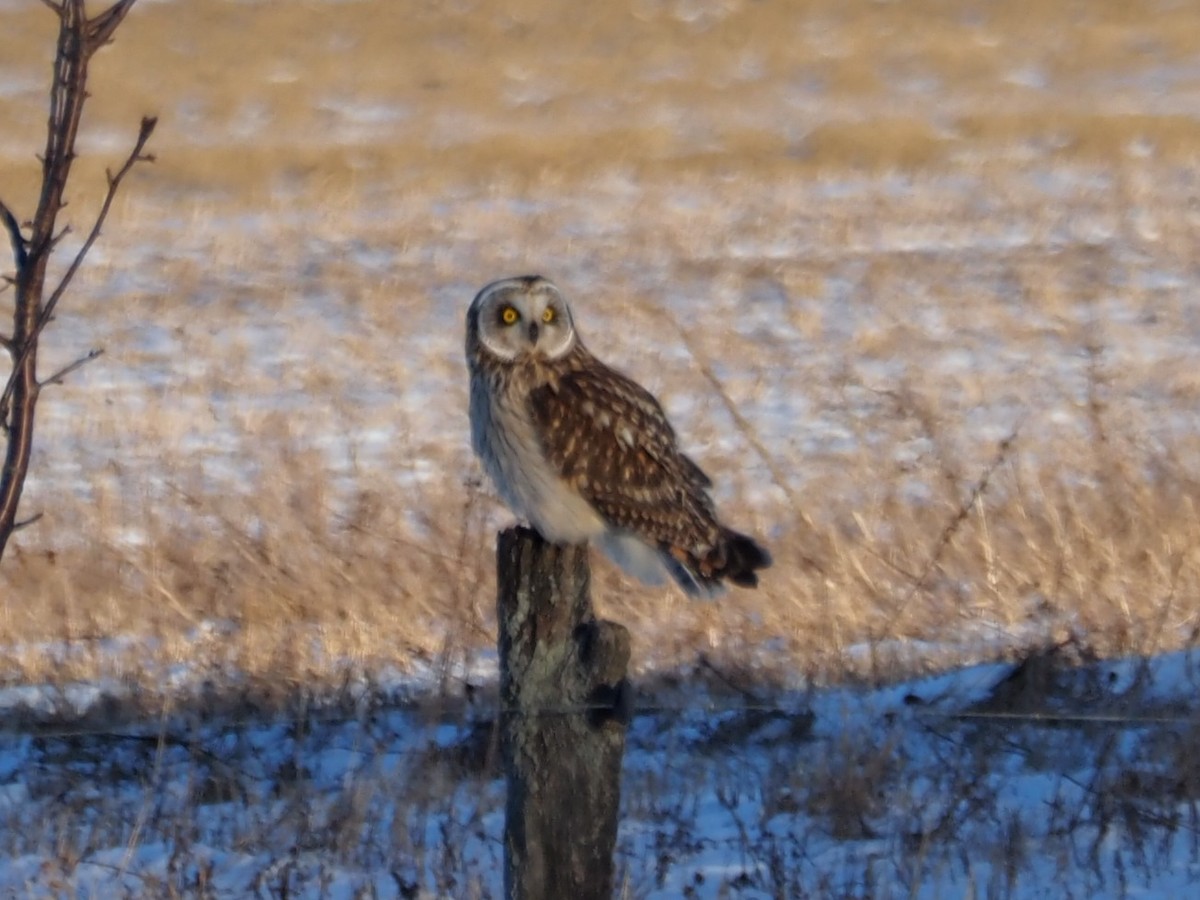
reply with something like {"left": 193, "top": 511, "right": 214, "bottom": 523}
{"left": 525, "top": 288, "right": 574, "bottom": 359}
{"left": 473, "top": 276, "right": 576, "bottom": 362}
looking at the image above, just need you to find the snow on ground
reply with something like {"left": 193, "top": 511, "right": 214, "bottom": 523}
{"left": 0, "top": 641, "right": 1198, "bottom": 898}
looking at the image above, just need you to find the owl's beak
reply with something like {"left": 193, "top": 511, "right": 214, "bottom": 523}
{"left": 527, "top": 322, "right": 539, "bottom": 343}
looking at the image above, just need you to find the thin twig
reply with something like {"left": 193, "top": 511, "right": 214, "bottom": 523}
{"left": 87, "top": 0, "right": 139, "bottom": 48}
{"left": 38, "top": 116, "right": 156, "bottom": 332}
{"left": 13, "top": 512, "right": 43, "bottom": 531}
{"left": 664, "top": 311, "right": 827, "bottom": 571}
{"left": 674, "top": 323, "right": 798, "bottom": 505}
{"left": 41, "top": 347, "right": 103, "bottom": 387}
{"left": 890, "top": 421, "right": 1023, "bottom": 621}
{"left": 49, "top": 224, "right": 71, "bottom": 253}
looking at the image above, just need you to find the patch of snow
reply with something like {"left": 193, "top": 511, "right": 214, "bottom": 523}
{"left": 0, "top": 643, "right": 1195, "bottom": 895}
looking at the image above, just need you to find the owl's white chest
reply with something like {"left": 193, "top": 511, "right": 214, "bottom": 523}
{"left": 470, "top": 374, "right": 607, "bottom": 544}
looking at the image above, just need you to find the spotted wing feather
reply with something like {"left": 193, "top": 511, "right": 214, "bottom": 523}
{"left": 527, "top": 361, "right": 720, "bottom": 553}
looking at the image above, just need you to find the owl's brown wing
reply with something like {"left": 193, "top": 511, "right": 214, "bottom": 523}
{"left": 526, "top": 362, "right": 717, "bottom": 545}
{"left": 528, "top": 358, "right": 772, "bottom": 594}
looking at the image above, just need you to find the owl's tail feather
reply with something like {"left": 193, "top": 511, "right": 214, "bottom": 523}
{"left": 715, "top": 527, "right": 772, "bottom": 589}
{"left": 662, "top": 528, "right": 772, "bottom": 597}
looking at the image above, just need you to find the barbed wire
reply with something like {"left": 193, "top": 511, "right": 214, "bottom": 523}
{"left": 4, "top": 694, "right": 1198, "bottom": 744}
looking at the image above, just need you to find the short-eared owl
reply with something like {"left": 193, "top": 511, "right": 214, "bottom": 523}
{"left": 466, "top": 275, "right": 770, "bottom": 596}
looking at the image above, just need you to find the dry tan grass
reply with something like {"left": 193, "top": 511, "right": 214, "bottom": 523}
{"left": 0, "top": 0, "right": 1199, "bottom": 699}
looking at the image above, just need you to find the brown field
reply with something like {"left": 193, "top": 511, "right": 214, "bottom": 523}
{"left": 2, "top": 0, "right": 1200, "bottom": 702}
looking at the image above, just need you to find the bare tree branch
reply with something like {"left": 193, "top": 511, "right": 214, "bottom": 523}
{"left": 13, "top": 512, "right": 43, "bottom": 532}
{"left": 87, "top": 0, "right": 139, "bottom": 48}
{"left": 39, "top": 116, "right": 156, "bottom": 331}
{"left": 41, "top": 347, "right": 103, "bottom": 388}
{"left": 0, "top": 0, "right": 151, "bottom": 560}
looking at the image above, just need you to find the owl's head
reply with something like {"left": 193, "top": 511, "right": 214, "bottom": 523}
{"left": 467, "top": 275, "right": 578, "bottom": 363}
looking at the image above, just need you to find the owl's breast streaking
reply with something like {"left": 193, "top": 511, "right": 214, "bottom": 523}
{"left": 469, "top": 354, "right": 608, "bottom": 545}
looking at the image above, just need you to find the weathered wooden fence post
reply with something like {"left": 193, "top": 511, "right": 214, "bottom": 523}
{"left": 496, "top": 526, "right": 632, "bottom": 900}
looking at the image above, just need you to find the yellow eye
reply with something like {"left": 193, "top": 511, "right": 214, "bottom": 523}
{"left": 542, "top": 307, "right": 556, "bottom": 324}
{"left": 501, "top": 306, "right": 519, "bottom": 325}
